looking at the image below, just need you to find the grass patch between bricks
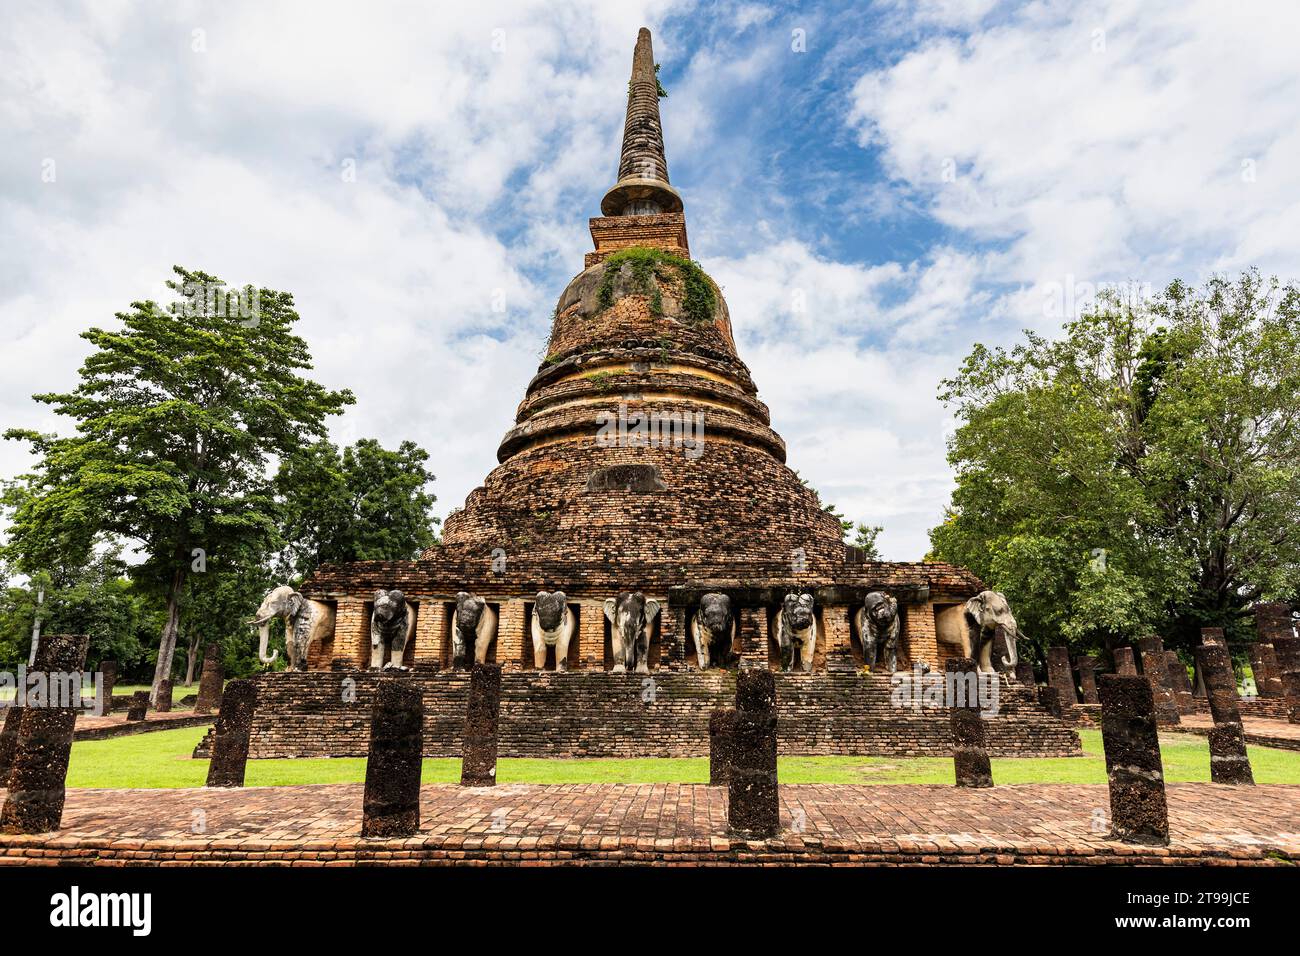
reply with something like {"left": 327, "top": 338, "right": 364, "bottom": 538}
{"left": 62, "top": 726, "right": 1300, "bottom": 789}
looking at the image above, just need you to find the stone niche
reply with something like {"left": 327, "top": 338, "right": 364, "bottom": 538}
{"left": 682, "top": 600, "right": 740, "bottom": 669}
{"left": 520, "top": 598, "right": 582, "bottom": 671}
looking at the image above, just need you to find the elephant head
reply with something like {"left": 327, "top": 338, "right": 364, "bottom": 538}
{"left": 249, "top": 585, "right": 306, "bottom": 665}
{"left": 963, "top": 590, "right": 1020, "bottom": 674}
{"left": 693, "top": 592, "right": 733, "bottom": 670}
{"left": 453, "top": 591, "right": 487, "bottom": 669}
{"left": 373, "top": 589, "right": 406, "bottom": 628}
{"left": 782, "top": 592, "right": 815, "bottom": 632}
{"left": 604, "top": 591, "right": 660, "bottom": 673}
{"left": 534, "top": 591, "right": 568, "bottom": 634}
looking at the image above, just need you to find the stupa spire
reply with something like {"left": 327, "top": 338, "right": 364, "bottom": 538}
{"left": 600, "top": 27, "right": 684, "bottom": 216}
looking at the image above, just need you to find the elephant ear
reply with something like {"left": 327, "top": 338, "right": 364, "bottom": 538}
{"left": 288, "top": 592, "right": 305, "bottom": 618}
{"left": 536, "top": 591, "right": 548, "bottom": 603}
{"left": 603, "top": 598, "right": 617, "bottom": 624}
{"left": 888, "top": 596, "right": 898, "bottom": 616}
{"left": 390, "top": 590, "right": 404, "bottom": 604}
{"left": 456, "top": 591, "right": 469, "bottom": 604}
{"left": 644, "top": 599, "right": 661, "bottom": 623}
{"left": 553, "top": 591, "right": 566, "bottom": 605}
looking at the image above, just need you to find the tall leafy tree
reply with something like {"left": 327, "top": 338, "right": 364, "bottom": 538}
{"left": 3, "top": 266, "right": 353, "bottom": 700}
{"left": 930, "top": 270, "right": 1300, "bottom": 657}
{"left": 273, "top": 438, "right": 438, "bottom": 580}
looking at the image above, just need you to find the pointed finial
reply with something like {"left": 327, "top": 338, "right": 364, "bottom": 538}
{"left": 600, "top": 27, "right": 683, "bottom": 217}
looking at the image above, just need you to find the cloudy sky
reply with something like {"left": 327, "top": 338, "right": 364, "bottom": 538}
{"left": 3, "top": 0, "right": 1298, "bottom": 560}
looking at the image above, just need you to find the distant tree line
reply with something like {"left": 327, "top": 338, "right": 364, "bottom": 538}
{"left": 1, "top": 266, "right": 440, "bottom": 697}
{"left": 929, "top": 269, "right": 1300, "bottom": 666}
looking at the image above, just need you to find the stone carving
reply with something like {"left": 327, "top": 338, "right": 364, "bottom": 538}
{"left": 251, "top": 585, "right": 336, "bottom": 671}
{"left": 453, "top": 592, "right": 497, "bottom": 669}
{"left": 963, "top": 590, "right": 1020, "bottom": 675}
{"left": 855, "top": 591, "right": 899, "bottom": 673}
{"left": 692, "top": 592, "right": 733, "bottom": 670}
{"left": 603, "top": 591, "right": 660, "bottom": 673}
{"left": 531, "top": 591, "right": 576, "bottom": 670}
{"left": 777, "top": 592, "right": 817, "bottom": 672}
{"left": 370, "top": 589, "right": 413, "bottom": 670}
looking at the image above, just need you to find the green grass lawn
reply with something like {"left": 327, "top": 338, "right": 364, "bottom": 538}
{"left": 64, "top": 725, "right": 1300, "bottom": 789}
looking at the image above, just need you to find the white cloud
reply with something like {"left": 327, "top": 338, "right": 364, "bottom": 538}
{"left": 850, "top": 0, "right": 1300, "bottom": 321}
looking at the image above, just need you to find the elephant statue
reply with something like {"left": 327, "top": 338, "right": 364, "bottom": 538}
{"left": 692, "top": 592, "right": 733, "bottom": 670}
{"left": 250, "top": 585, "right": 335, "bottom": 671}
{"left": 453, "top": 592, "right": 497, "bottom": 669}
{"left": 855, "top": 591, "right": 900, "bottom": 673}
{"left": 963, "top": 590, "right": 1021, "bottom": 675}
{"left": 370, "top": 589, "right": 414, "bottom": 670}
{"left": 604, "top": 592, "right": 660, "bottom": 674}
{"left": 531, "top": 591, "right": 575, "bottom": 671}
{"left": 777, "top": 592, "right": 817, "bottom": 672}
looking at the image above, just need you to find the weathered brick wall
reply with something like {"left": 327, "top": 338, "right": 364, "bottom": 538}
{"left": 204, "top": 669, "right": 1081, "bottom": 760}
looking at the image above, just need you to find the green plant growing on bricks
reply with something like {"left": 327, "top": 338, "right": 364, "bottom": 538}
{"left": 595, "top": 247, "right": 716, "bottom": 327}
{"left": 2, "top": 266, "right": 354, "bottom": 703}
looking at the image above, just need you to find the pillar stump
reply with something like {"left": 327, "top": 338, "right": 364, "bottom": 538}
{"left": 98, "top": 660, "right": 118, "bottom": 716}
{"left": 947, "top": 657, "right": 992, "bottom": 788}
{"left": 155, "top": 679, "right": 173, "bottom": 713}
{"left": 1273, "top": 636, "right": 1300, "bottom": 675}
{"left": 1046, "top": 647, "right": 1077, "bottom": 706}
{"left": 460, "top": 662, "right": 501, "bottom": 787}
{"left": 1247, "top": 642, "right": 1284, "bottom": 698}
{"left": 1164, "top": 650, "right": 1195, "bottom": 713}
{"left": 362, "top": 676, "right": 424, "bottom": 837}
{"left": 205, "top": 679, "right": 258, "bottom": 788}
{"left": 194, "top": 644, "right": 224, "bottom": 715}
{"left": 1, "top": 633, "right": 87, "bottom": 780}
{"left": 1282, "top": 672, "right": 1300, "bottom": 724}
{"left": 1036, "top": 685, "right": 1065, "bottom": 719}
{"left": 1075, "top": 655, "right": 1100, "bottom": 704}
{"left": 1254, "top": 602, "right": 1295, "bottom": 644}
{"left": 1193, "top": 644, "right": 1253, "bottom": 785}
{"left": 728, "top": 669, "right": 779, "bottom": 837}
{"left": 0, "top": 634, "right": 90, "bottom": 834}
{"left": 126, "top": 690, "right": 150, "bottom": 721}
{"left": 1098, "top": 674, "right": 1169, "bottom": 845}
{"left": 1113, "top": 646, "right": 1138, "bottom": 676}
{"left": 709, "top": 708, "right": 737, "bottom": 786}
{"left": 1137, "top": 636, "right": 1180, "bottom": 726}
{"left": 0, "top": 708, "right": 23, "bottom": 783}
{"left": 1014, "top": 660, "right": 1035, "bottom": 685}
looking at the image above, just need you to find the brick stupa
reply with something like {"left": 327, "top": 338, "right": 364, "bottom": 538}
{"left": 226, "top": 29, "right": 1080, "bottom": 763}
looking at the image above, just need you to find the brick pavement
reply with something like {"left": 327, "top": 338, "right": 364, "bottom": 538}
{"left": 0, "top": 783, "right": 1296, "bottom": 865}
{"left": 1172, "top": 713, "right": 1300, "bottom": 753}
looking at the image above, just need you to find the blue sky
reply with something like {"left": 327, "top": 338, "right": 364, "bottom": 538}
{"left": 3, "top": 0, "right": 1299, "bottom": 560}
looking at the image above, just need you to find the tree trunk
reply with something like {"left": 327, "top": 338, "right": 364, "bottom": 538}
{"left": 184, "top": 630, "right": 201, "bottom": 686}
{"left": 150, "top": 568, "right": 186, "bottom": 705}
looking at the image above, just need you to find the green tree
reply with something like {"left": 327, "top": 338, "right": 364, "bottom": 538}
{"left": 930, "top": 270, "right": 1300, "bottom": 657}
{"left": 3, "top": 266, "right": 353, "bottom": 700}
{"left": 273, "top": 438, "right": 438, "bottom": 579}
{"left": 847, "top": 523, "right": 884, "bottom": 560}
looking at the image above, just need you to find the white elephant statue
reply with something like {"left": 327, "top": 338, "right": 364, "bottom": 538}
{"left": 963, "top": 590, "right": 1021, "bottom": 675}
{"left": 531, "top": 591, "right": 575, "bottom": 670}
{"left": 453, "top": 592, "right": 497, "bottom": 669}
{"left": 777, "top": 592, "right": 817, "bottom": 672}
{"left": 250, "top": 585, "right": 335, "bottom": 671}
{"left": 370, "top": 589, "right": 415, "bottom": 669}
{"left": 604, "top": 592, "right": 660, "bottom": 674}
{"left": 692, "top": 593, "right": 733, "bottom": 670}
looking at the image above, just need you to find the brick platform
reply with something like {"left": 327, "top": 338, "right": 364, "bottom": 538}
{"left": 192, "top": 670, "right": 1082, "bottom": 760}
{"left": 0, "top": 783, "right": 1294, "bottom": 866}
{"left": 1171, "top": 713, "right": 1300, "bottom": 753}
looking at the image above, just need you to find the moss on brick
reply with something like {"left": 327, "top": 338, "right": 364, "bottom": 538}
{"left": 596, "top": 247, "right": 716, "bottom": 327}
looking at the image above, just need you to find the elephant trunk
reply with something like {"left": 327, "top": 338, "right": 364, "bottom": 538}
{"left": 256, "top": 619, "right": 279, "bottom": 665}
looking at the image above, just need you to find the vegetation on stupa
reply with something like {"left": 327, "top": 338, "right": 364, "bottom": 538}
{"left": 595, "top": 246, "right": 716, "bottom": 327}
